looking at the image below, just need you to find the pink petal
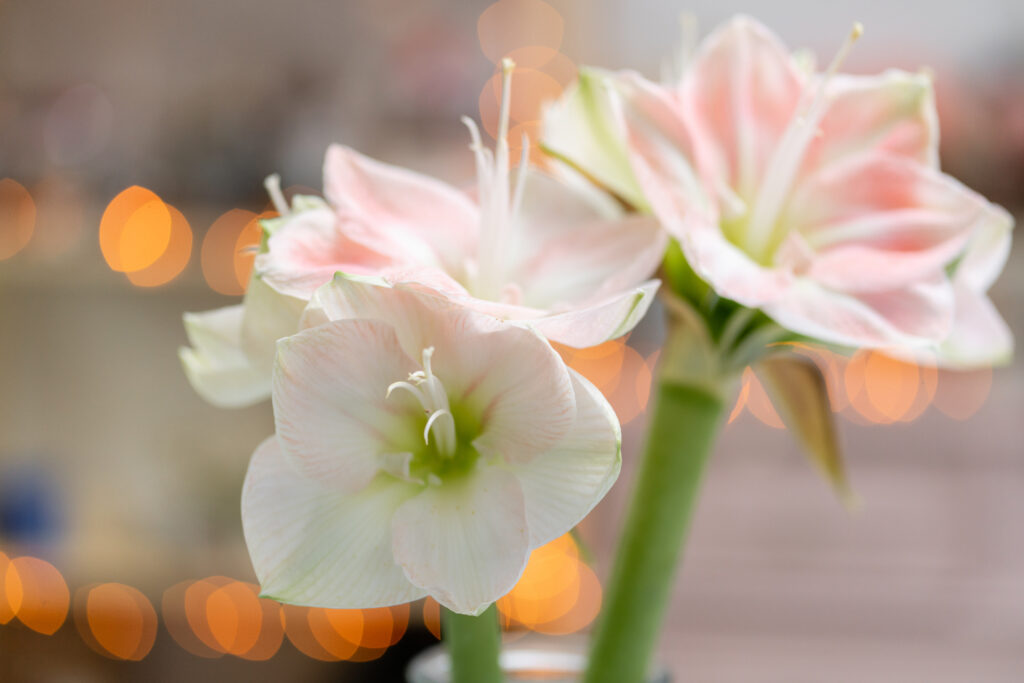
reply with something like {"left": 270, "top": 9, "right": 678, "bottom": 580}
{"left": 763, "top": 275, "right": 955, "bottom": 349}
{"left": 682, "top": 15, "right": 804, "bottom": 200}
{"left": 514, "top": 213, "right": 667, "bottom": 308}
{"left": 257, "top": 205, "right": 396, "bottom": 299}
{"left": 789, "top": 154, "right": 999, "bottom": 292}
{"left": 323, "top": 145, "right": 479, "bottom": 277}
{"left": 272, "top": 319, "right": 423, "bottom": 494}
{"left": 800, "top": 70, "right": 938, "bottom": 176}
{"left": 617, "top": 71, "right": 714, "bottom": 239}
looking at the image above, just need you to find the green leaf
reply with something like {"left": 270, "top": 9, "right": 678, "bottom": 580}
{"left": 754, "top": 355, "right": 857, "bottom": 508}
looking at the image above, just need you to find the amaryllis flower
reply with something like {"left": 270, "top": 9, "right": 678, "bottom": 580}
{"left": 256, "top": 60, "right": 666, "bottom": 350}
{"left": 241, "top": 275, "right": 621, "bottom": 615}
{"left": 544, "top": 16, "right": 1013, "bottom": 354}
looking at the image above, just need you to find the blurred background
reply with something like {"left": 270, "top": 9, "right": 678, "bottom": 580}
{"left": 1, "top": 0, "right": 1022, "bottom": 681}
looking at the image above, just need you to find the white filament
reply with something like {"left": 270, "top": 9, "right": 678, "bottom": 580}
{"left": 386, "top": 347, "right": 456, "bottom": 457}
{"left": 263, "top": 174, "right": 289, "bottom": 216}
{"left": 465, "top": 58, "right": 529, "bottom": 302}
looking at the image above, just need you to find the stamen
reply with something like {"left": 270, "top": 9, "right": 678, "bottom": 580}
{"left": 509, "top": 132, "right": 530, "bottom": 223}
{"left": 386, "top": 380, "right": 428, "bottom": 406}
{"left": 743, "top": 23, "right": 863, "bottom": 262}
{"left": 263, "top": 174, "right": 289, "bottom": 216}
{"left": 423, "top": 409, "right": 456, "bottom": 455}
{"left": 472, "top": 58, "right": 517, "bottom": 301}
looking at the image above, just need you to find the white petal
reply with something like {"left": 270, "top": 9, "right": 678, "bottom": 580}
{"left": 540, "top": 68, "right": 647, "bottom": 208}
{"left": 954, "top": 204, "right": 1014, "bottom": 293}
{"left": 308, "top": 273, "right": 456, "bottom": 361}
{"left": 273, "top": 319, "right": 422, "bottom": 494}
{"left": 937, "top": 286, "right": 1013, "bottom": 368}
{"left": 312, "top": 275, "right": 577, "bottom": 463}
{"left": 242, "top": 437, "right": 425, "bottom": 608}
{"left": 511, "top": 369, "right": 621, "bottom": 548}
{"left": 528, "top": 281, "right": 661, "bottom": 348}
{"left": 390, "top": 467, "right": 529, "bottom": 615}
{"left": 180, "top": 305, "right": 270, "bottom": 408}
{"left": 240, "top": 277, "right": 307, "bottom": 372}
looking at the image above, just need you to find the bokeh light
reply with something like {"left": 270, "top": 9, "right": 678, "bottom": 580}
{"left": 0, "top": 551, "right": 13, "bottom": 624}
{"left": 201, "top": 209, "right": 270, "bottom": 295}
{"left": 477, "top": 0, "right": 564, "bottom": 65}
{"left": 0, "top": 178, "right": 38, "bottom": 260}
{"left": 100, "top": 186, "right": 173, "bottom": 273}
{"left": 3, "top": 556, "right": 70, "bottom": 635}
{"left": 126, "top": 204, "right": 193, "bottom": 287}
{"left": 422, "top": 597, "right": 442, "bottom": 640}
{"left": 496, "top": 533, "right": 602, "bottom": 636}
{"left": 75, "top": 583, "right": 157, "bottom": 661}
{"left": 731, "top": 367, "right": 785, "bottom": 429}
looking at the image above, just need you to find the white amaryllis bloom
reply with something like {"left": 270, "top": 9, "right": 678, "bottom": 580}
{"left": 241, "top": 275, "right": 621, "bottom": 615}
{"left": 257, "top": 59, "right": 666, "bottom": 350}
{"left": 543, "top": 16, "right": 1013, "bottom": 359}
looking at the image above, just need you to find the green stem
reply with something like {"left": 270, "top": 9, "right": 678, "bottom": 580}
{"left": 442, "top": 604, "right": 503, "bottom": 683}
{"left": 583, "top": 380, "right": 726, "bottom": 683}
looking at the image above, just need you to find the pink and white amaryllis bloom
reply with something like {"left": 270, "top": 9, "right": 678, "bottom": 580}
{"left": 547, "top": 16, "right": 1013, "bottom": 354}
{"left": 256, "top": 60, "right": 666, "bottom": 351}
{"left": 241, "top": 275, "right": 621, "bottom": 615}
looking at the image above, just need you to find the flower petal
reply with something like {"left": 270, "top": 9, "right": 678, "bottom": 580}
{"left": 528, "top": 281, "right": 661, "bottom": 348}
{"left": 390, "top": 466, "right": 529, "bottom": 615}
{"left": 179, "top": 305, "right": 270, "bottom": 408}
{"left": 240, "top": 276, "right": 307, "bottom": 372}
{"left": 937, "top": 286, "right": 1013, "bottom": 368}
{"left": 953, "top": 204, "right": 1014, "bottom": 293}
{"left": 512, "top": 202, "right": 667, "bottom": 309}
{"left": 617, "top": 71, "right": 715, "bottom": 239}
{"left": 789, "top": 154, "right": 994, "bottom": 292}
{"left": 763, "top": 275, "right": 954, "bottom": 349}
{"left": 242, "top": 437, "right": 425, "bottom": 608}
{"left": 540, "top": 68, "right": 647, "bottom": 208}
{"left": 311, "top": 275, "right": 577, "bottom": 463}
{"left": 257, "top": 205, "right": 395, "bottom": 299}
{"left": 682, "top": 15, "right": 803, "bottom": 200}
{"left": 511, "top": 369, "right": 621, "bottom": 548}
{"left": 273, "top": 318, "right": 422, "bottom": 494}
{"left": 802, "top": 70, "right": 939, "bottom": 174}
{"left": 323, "top": 145, "right": 479, "bottom": 277}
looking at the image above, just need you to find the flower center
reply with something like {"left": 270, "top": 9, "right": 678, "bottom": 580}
{"left": 461, "top": 58, "right": 531, "bottom": 304}
{"left": 384, "top": 347, "right": 480, "bottom": 485}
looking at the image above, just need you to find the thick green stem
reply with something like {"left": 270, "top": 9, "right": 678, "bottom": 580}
{"left": 442, "top": 604, "right": 503, "bottom": 683}
{"left": 584, "top": 380, "right": 726, "bottom": 683}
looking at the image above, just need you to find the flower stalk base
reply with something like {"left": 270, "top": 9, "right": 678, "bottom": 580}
{"left": 583, "top": 379, "right": 726, "bottom": 683}
{"left": 442, "top": 604, "right": 503, "bottom": 683}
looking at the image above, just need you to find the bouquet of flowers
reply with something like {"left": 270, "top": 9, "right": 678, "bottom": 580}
{"left": 179, "top": 15, "right": 1013, "bottom": 683}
